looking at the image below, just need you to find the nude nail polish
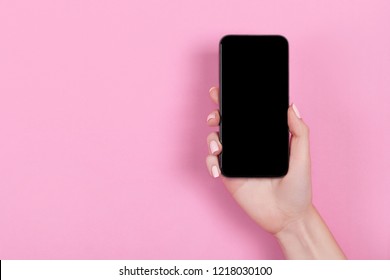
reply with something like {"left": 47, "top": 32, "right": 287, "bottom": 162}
{"left": 211, "top": 166, "right": 219, "bottom": 178}
{"left": 210, "top": 140, "right": 219, "bottom": 154}
{"left": 292, "top": 103, "right": 301, "bottom": 119}
{"left": 207, "top": 113, "right": 216, "bottom": 122}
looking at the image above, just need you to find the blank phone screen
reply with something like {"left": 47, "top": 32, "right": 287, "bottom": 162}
{"left": 219, "top": 35, "right": 289, "bottom": 177}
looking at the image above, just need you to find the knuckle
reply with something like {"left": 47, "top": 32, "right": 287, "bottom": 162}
{"left": 206, "top": 132, "right": 218, "bottom": 142}
{"left": 206, "top": 154, "right": 217, "bottom": 164}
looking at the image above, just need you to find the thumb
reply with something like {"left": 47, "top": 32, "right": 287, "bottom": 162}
{"left": 287, "top": 103, "right": 311, "bottom": 175}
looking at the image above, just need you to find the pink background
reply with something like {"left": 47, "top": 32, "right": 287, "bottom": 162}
{"left": 1, "top": 0, "right": 390, "bottom": 259}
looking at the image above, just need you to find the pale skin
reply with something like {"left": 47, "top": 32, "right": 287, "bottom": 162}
{"left": 206, "top": 86, "right": 346, "bottom": 260}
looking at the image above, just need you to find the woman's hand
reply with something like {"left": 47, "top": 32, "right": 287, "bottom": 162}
{"left": 206, "top": 86, "right": 311, "bottom": 234}
{"left": 206, "top": 86, "right": 346, "bottom": 259}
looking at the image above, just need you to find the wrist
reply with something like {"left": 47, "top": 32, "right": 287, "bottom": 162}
{"left": 274, "top": 205, "right": 346, "bottom": 259}
{"left": 274, "top": 204, "right": 317, "bottom": 258}
{"left": 274, "top": 204, "right": 316, "bottom": 238}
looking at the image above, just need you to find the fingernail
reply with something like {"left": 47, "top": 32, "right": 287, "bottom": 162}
{"left": 210, "top": 140, "right": 219, "bottom": 154}
{"left": 209, "top": 86, "right": 217, "bottom": 94}
{"left": 292, "top": 103, "right": 301, "bottom": 119}
{"left": 207, "top": 113, "right": 216, "bottom": 122}
{"left": 211, "top": 165, "right": 219, "bottom": 178}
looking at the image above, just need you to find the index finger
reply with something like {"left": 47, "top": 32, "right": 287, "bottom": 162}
{"left": 209, "top": 86, "right": 219, "bottom": 105}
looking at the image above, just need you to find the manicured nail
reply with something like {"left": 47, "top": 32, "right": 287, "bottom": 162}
{"left": 211, "top": 165, "right": 219, "bottom": 178}
{"left": 209, "top": 86, "right": 217, "bottom": 94}
{"left": 207, "top": 113, "right": 216, "bottom": 122}
{"left": 210, "top": 140, "right": 219, "bottom": 154}
{"left": 292, "top": 103, "right": 301, "bottom": 119}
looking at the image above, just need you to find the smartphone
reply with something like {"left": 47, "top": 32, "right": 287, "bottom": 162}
{"left": 219, "top": 35, "right": 289, "bottom": 177}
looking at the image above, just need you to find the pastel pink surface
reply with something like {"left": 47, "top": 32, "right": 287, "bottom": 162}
{"left": 1, "top": 0, "right": 389, "bottom": 259}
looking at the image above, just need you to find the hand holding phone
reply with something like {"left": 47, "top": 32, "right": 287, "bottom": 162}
{"left": 205, "top": 35, "right": 345, "bottom": 259}
{"left": 206, "top": 87, "right": 346, "bottom": 259}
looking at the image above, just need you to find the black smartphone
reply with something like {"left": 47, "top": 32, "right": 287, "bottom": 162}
{"left": 219, "top": 35, "right": 289, "bottom": 177}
